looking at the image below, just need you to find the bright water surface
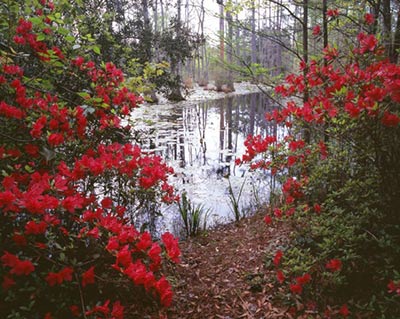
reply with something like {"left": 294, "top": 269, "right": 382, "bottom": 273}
{"left": 131, "top": 92, "right": 280, "bottom": 234}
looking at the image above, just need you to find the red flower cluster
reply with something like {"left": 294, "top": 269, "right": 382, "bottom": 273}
{"left": 388, "top": 280, "right": 400, "bottom": 295}
{"left": 327, "top": 8, "right": 339, "bottom": 17}
{"left": 326, "top": 258, "right": 342, "bottom": 272}
{"left": 364, "top": 13, "right": 375, "bottom": 25}
{"left": 162, "top": 232, "right": 181, "bottom": 263}
{"left": 312, "top": 25, "right": 321, "bottom": 36}
{"left": 81, "top": 266, "right": 96, "bottom": 287}
{"left": 45, "top": 267, "right": 73, "bottom": 286}
{"left": 0, "top": 3, "right": 180, "bottom": 317}
{"left": 273, "top": 250, "right": 283, "bottom": 266}
{"left": 1, "top": 251, "right": 35, "bottom": 276}
{"left": 289, "top": 273, "right": 312, "bottom": 295}
{"left": 85, "top": 299, "right": 124, "bottom": 319}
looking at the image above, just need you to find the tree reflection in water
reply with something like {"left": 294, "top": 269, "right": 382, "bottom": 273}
{"left": 131, "top": 93, "right": 282, "bottom": 234}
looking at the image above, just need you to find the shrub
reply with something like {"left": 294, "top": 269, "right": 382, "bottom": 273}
{"left": 237, "top": 13, "right": 400, "bottom": 318}
{"left": 0, "top": 1, "right": 180, "bottom": 318}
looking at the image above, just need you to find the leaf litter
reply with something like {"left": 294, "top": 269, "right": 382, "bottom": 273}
{"left": 162, "top": 212, "right": 292, "bottom": 318}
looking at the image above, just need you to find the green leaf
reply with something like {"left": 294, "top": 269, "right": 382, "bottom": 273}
{"left": 65, "top": 35, "right": 75, "bottom": 43}
{"left": 77, "top": 92, "right": 90, "bottom": 99}
{"left": 92, "top": 45, "right": 101, "bottom": 55}
{"left": 29, "top": 17, "right": 42, "bottom": 25}
{"left": 57, "top": 27, "right": 69, "bottom": 36}
{"left": 36, "top": 34, "right": 45, "bottom": 41}
{"left": 24, "top": 165, "right": 34, "bottom": 173}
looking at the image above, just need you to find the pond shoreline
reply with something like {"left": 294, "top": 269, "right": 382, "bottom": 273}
{"left": 151, "top": 81, "right": 265, "bottom": 106}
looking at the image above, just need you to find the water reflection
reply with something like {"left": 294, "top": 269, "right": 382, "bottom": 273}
{"left": 131, "top": 92, "right": 279, "bottom": 232}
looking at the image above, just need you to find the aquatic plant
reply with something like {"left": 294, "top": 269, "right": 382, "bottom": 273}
{"left": 227, "top": 177, "right": 247, "bottom": 223}
{"left": 178, "top": 192, "right": 211, "bottom": 237}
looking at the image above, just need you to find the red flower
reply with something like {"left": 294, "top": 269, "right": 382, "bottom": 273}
{"left": 339, "top": 304, "right": 350, "bottom": 317}
{"left": 30, "top": 116, "right": 47, "bottom": 138}
{"left": 72, "top": 56, "right": 85, "bottom": 67}
{"left": 161, "top": 232, "right": 180, "bottom": 263}
{"left": 296, "top": 273, "right": 311, "bottom": 285}
{"left": 136, "top": 232, "right": 152, "bottom": 251}
{"left": 46, "top": 267, "right": 73, "bottom": 286}
{"left": 148, "top": 243, "right": 162, "bottom": 267}
{"left": 11, "top": 259, "right": 35, "bottom": 275}
{"left": 276, "top": 270, "right": 285, "bottom": 284}
{"left": 25, "top": 220, "right": 47, "bottom": 235}
{"left": 155, "top": 276, "right": 173, "bottom": 307}
{"left": 25, "top": 144, "right": 40, "bottom": 157}
{"left": 82, "top": 266, "right": 95, "bottom": 287}
{"left": 381, "top": 111, "right": 400, "bottom": 127}
{"left": 2, "top": 276, "right": 16, "bottom": 289}
{"left": 273, "top": 250, "right": 283, "bottom": 267}
{"left": 87, "top": 227, "right": 100, "bottom": 239}
{"left": 16, "top": 18, "right": 33, "bottom": 35}
{"left": 264, "top": 215, "right": 272, "bottom": 225}
{"left": 111, "top": 301, "right": 124, "bottom": 319}
{"left": 116, "top": 245, "right": 132, "bottom": 267}
{"left": 287, "top": 155, "right": 297, "bottom": 167}
{"left": 13, "top": 36, "right": 26, "bottom": 45}
{"left": 326, "top": 258, "right": 342, "bottom": 272}
{"left": 345, "top": 102, "right": 361, "bottom": 118}
{"left": 85, "top": 299, "right": 110, "bottom": 316}
{"left": 273, "top": 208, "right": 282, "bottom": 218}
{"left": 312, "top": 25, "right": 321, "bottom": 36}
{"left": 364, "top": 13, "right": 375, "bottom": 25}
{"left": 106, "top": 237, "right": 119, "bottom": 251}
{"left": 358, "top": 33, "right": 378, "bottom": 53}
{"left": 285, "top": 207, "right": 295, "bottom": 216}
{"left": 319, "top": 141, "right": 328, "bottom": 159}
{"left": 48, "top": 133, "right": 64, "bottom": 146}
{"left": 69, "top": 305, "right": 80, "bottom": 317}
{"left": 327, "top": 8, "right": 339, "bottom": 17}
{"left": 388, "top": 280, "right": 400, "bottom": 295}
{"left": 62, "top": 195, "right": 84, "bottom": 213}
{"left": 12, "top": 233, "right": 27, "bottom": 246}
{"left": 313, "top": 203, "right": 321, "bottom": 214}
{"left": 290, "top": 283, "right": 303, "bottom": 294}
{"left": 101, "top": 197, "right": 113, "bottom": 208}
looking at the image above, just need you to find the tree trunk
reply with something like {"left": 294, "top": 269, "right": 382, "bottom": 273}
{"left": 303, "top": 0, "right": 310, "bottom": 143}
{"left": 235, "top": 15, "right": 240, "bottom": 65}
{"left": 382, "top": 0, "right": 392, "bottom": 56}
{"left": 160, "top": 0, "right": 165, "bottom": 31}
{"left": 169, "top": 0, "right": 184, "bottom": 101}
{"left": 391, "top": 9, "right": 400, "bottom": 63}
{"left": 322, "top": 0, "right": 328, "bottom": 50}
{"left": 302, "top": 0, "right": 308, "bottom": 65}
{"left": 153, "top": 0, "right": 158, "bottom": 33}
{"left": 219, "top": 2, "right": 225, "bottom": 61}
{"left": 226, "top": 8, "right": 234, "bottom": 92}
{"left": 251, "top": 0, "right": 257, "bottom": 65}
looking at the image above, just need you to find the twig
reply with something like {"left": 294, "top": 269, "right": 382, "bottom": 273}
{"left": 75, "top": 273, "right": 89, "bottom": 319}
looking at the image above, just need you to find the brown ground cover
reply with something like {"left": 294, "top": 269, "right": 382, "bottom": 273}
{"left": 163, "top": 213, "right": 292, "bottom": 319}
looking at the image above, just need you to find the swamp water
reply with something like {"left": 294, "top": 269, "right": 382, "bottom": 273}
{"left": 131, "top": 92, "right": 280, "bottom": 235}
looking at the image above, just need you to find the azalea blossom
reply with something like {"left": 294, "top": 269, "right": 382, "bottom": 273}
{"left": 326, "top": 258, "right": 342, "bottom": 272}
{"left": 312, "top": 25, "right": 321, "bottom": 36}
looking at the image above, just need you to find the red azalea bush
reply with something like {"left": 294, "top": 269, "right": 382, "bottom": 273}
{"left": 0, "top": 1, "right": 180, "bottom": 318}
{"left": 238, "top": 13, "right": 400, "bottom": 318}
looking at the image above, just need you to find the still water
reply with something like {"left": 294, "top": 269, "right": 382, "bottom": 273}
{"left": 131, "top": 92, "right": 279, "bottom": 233}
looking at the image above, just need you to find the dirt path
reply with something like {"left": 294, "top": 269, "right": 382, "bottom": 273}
{"left": 165, "top": 213, "right": 291, "bottom": 319}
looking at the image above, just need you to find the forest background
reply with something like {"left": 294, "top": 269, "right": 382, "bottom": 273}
{"left": 0, "top": 0, "right": 400, "bottom": 318}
